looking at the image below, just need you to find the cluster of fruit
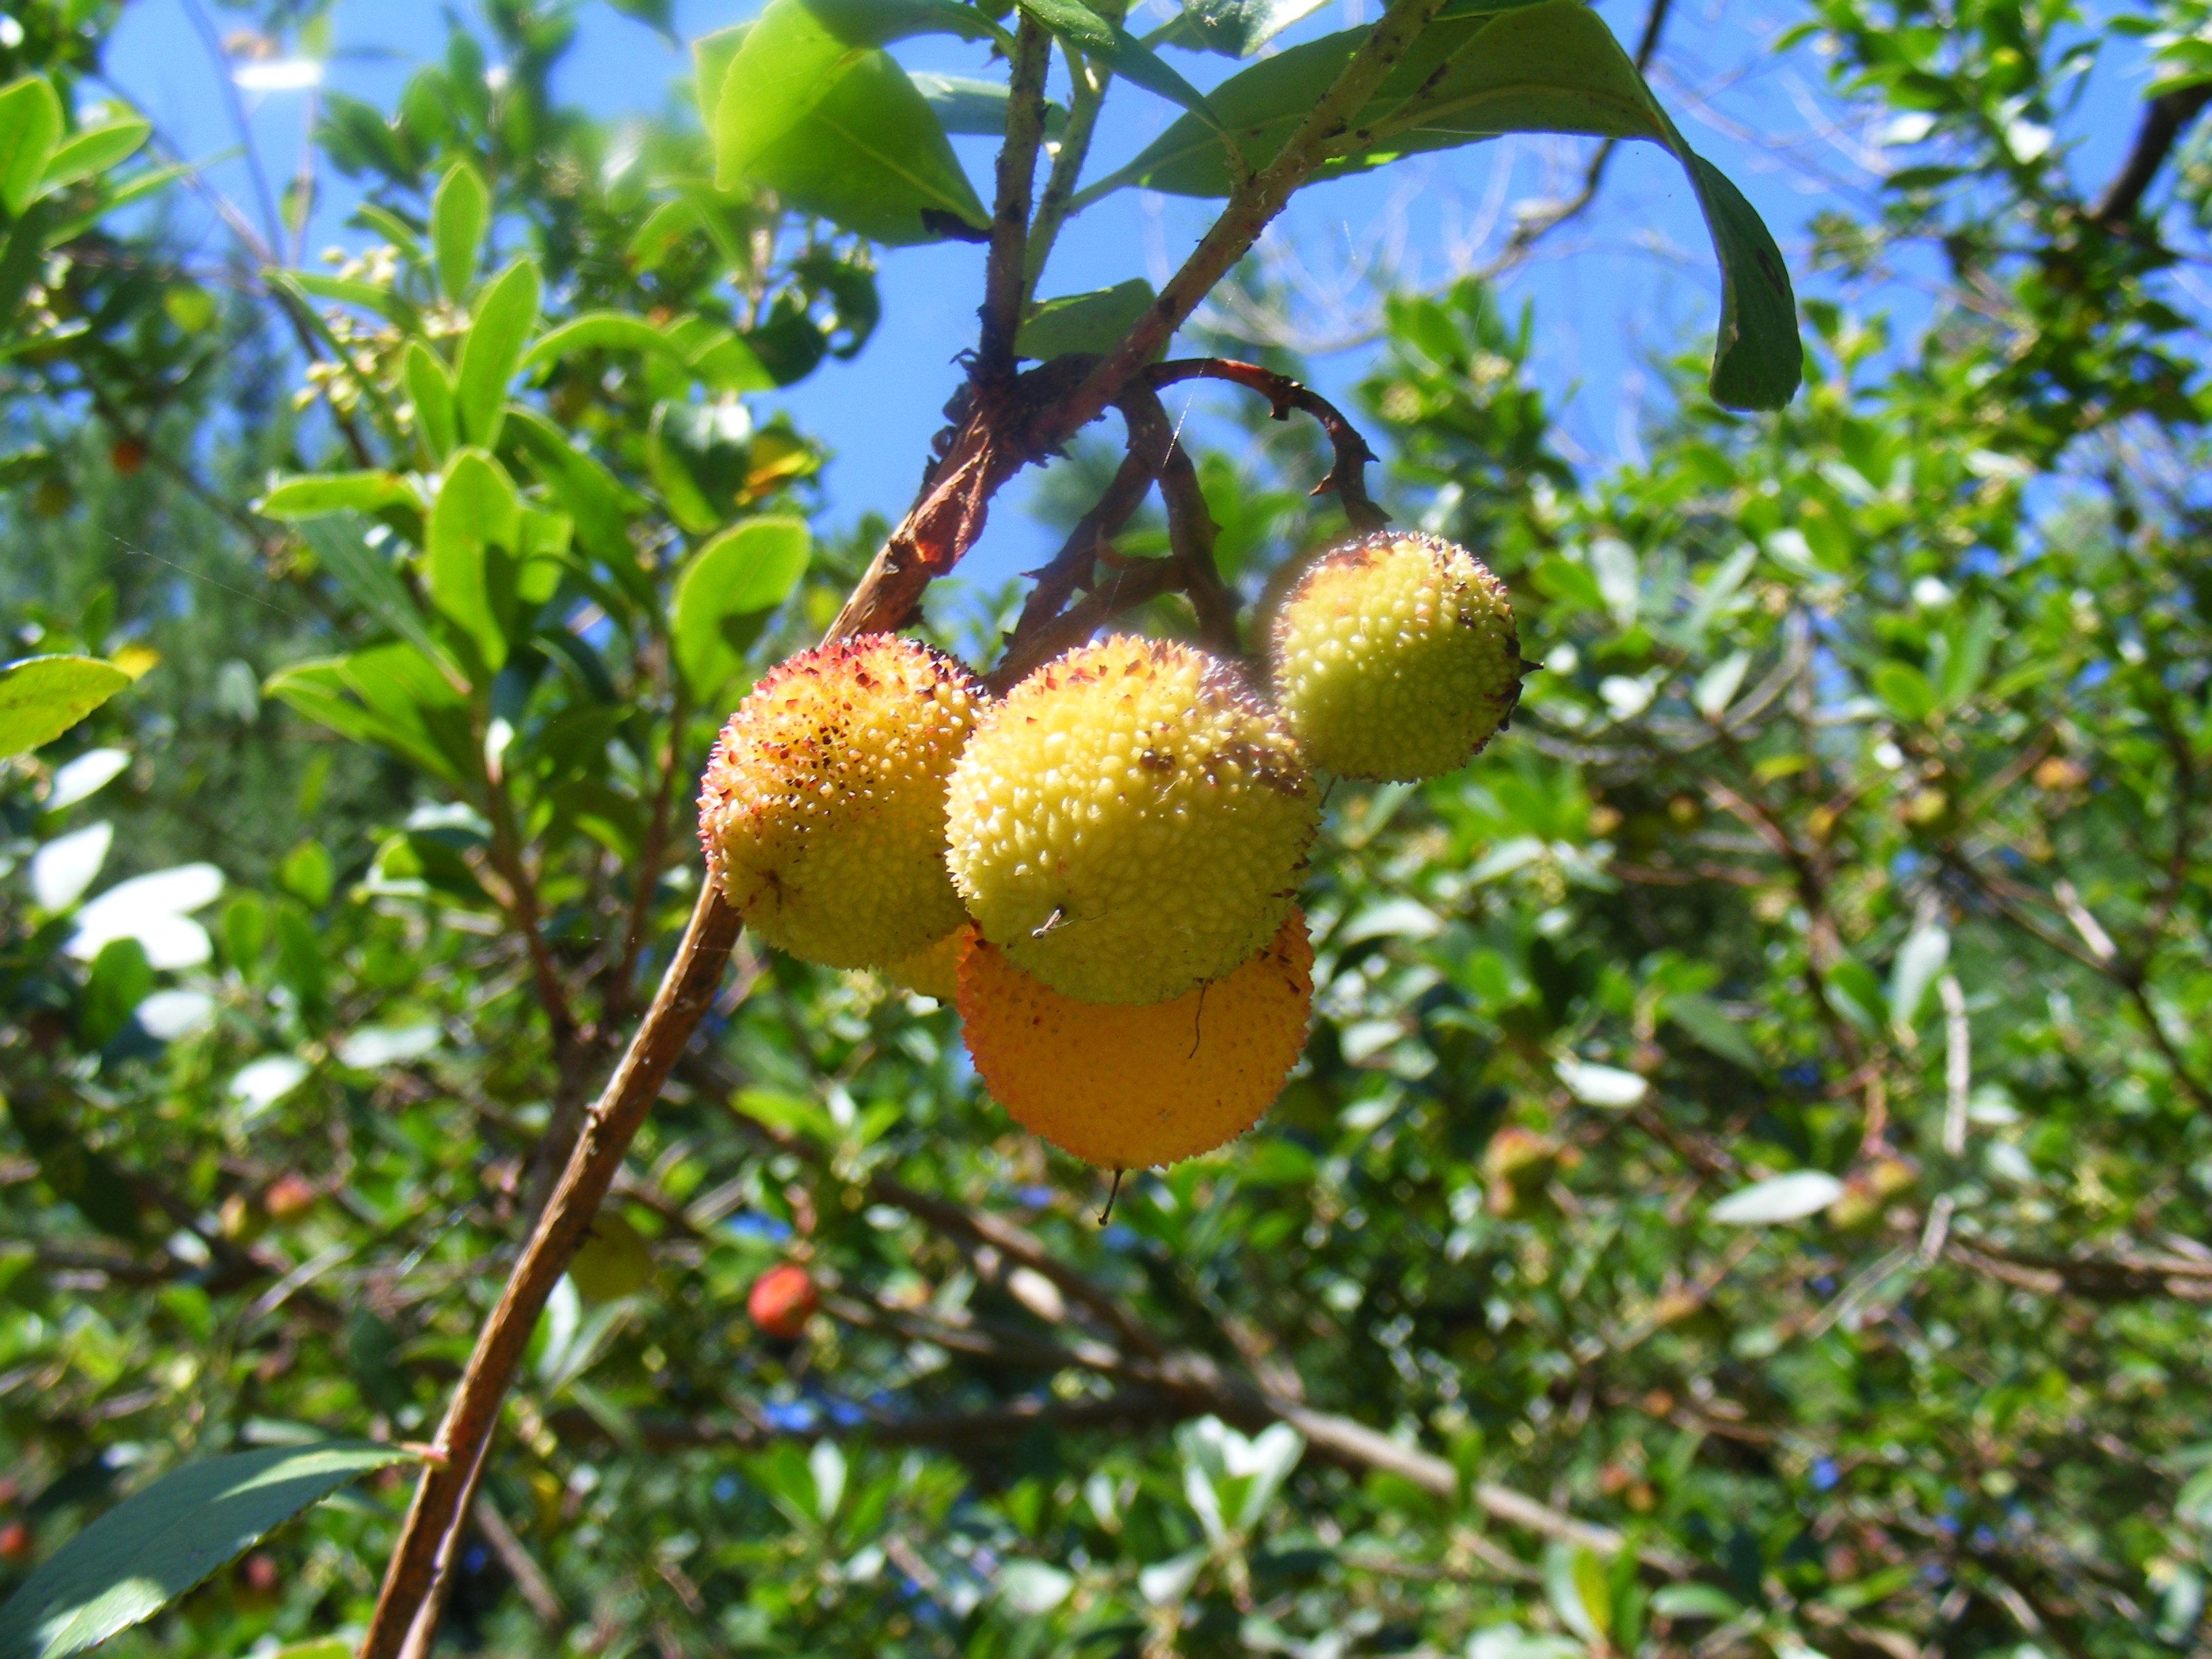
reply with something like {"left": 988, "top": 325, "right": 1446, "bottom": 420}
{"left": 697, "top": 531, "right": 1524, "bottom": 1172}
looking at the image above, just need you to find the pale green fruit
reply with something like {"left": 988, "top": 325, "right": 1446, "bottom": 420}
{"left": 1269, "top": 531, "right": 1523, "bottom": 781}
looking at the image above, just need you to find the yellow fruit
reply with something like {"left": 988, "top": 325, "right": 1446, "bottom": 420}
{"left": 883, "top": 928, "right": 962, "bottom": 1002}
{"left": 959, "top": 912, "right": 1313, "bottom": 1169}
{"left": 699, "top": 634, "right": 983, "bottom": 968}
{"left": 945, "top": 635, "right": 1317, "bottom": 1006}
{"left": 1269, "top": 531, "right": 1523, "bottom": 781}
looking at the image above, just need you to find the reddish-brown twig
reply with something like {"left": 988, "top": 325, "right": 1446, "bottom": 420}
{"left": 1147, "top": 358, "right": 1390, "bottom": 534}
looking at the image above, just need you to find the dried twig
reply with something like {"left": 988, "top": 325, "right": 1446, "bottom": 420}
{"left": 1146, "top": 358, "right": 1389, "bottom": 533}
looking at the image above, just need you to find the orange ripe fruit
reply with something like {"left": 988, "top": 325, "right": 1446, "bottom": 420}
{"left": 958, "top": 912, "right": 1313, "bottom": 1170}
{"left": 0, "top": 1519, "right": 31, "bottom": 1562}
{"left": 747, "top": 1262, "right": 817, "bottom": 1340}
{"left": 110, "top": 439, "right": 147, "bottom": 476}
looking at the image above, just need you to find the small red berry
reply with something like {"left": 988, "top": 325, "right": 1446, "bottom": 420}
{"left": 0, "top": 1520, "right": 31, "bottom": 1563}
{"left": 747, "top": 1263, "right": 817, "bottom": 1340}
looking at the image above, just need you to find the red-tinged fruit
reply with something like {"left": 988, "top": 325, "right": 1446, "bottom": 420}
{"left": 0, "top": 1520, "right": 31, "bottom": 1563}
{"left": 700, "top": 634, "right": 985, "bottom": 969}
{"left": 748, "top": 1262, "right": 818, "bottom": 1340}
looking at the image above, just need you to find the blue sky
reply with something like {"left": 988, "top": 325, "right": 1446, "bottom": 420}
{"left": 99, "top": 0, "right": 2174, "bottom": 588}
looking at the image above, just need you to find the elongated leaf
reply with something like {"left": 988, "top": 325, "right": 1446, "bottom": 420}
{"left": 266, "top": 661, "right": 456, "bottom": 779}
{"left": 432, "top": 160, "right": 489, "bottom": 302}
{"left": 0, "top": 656, "right": 130, "bottom": 758}
{"left": 1086, "top": 0, "right": 1799, "bottom": 408}
{"left": 1169, "top": 0, "right": 1330, "bottom": 56}
{"left": 39, "top": 119, "right": 150, "bottom": 192}
{"left": 1018, "top": 0, "right": 1231, "bottom": 140}
{"left": 1019, "top": 279, "right": 1157, "bottom": 361}
{"left": 912, "top": 71, "right": 1068, "bottom": 137}
{"left": 256, "top": 471, "right": 415, "bottom": 520}
{"left": 405, "top": 341, "right": 458, "bottom": 462}
{"left": 0, "top": 1443, "right": 415, "bottom": 1659}
{"left": 709, "top": 0, "right": 1010, "bottom": 186}
{"left": 520, "top": 312, "right": 682, "bottom": 372}
{"left": 0, "top": 76, "right": 62, "bottom": 218}
{"left": 295, "top": 514, "right": 459, "bottom": 679}
{"left": 504, "top": 406, "right": 651, "bottom": 593}
{"left": 453, "top": 258, "right": 540, "bottom": 449}
{"left": 428, "top": 448, "right": 523, "bottom": 673}
{"left": 670, "top": 516, "right": 811, "bottom": 698}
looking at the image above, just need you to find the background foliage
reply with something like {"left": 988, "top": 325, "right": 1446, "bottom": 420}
{"left": 1, "top": 0, "right": 2209, "bottom": 1656}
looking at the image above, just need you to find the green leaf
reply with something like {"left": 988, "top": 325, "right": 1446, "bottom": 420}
{"left": 0, "top": 1443, "right": 415, "bottom": 1659}
{"left": 1650, "top": 1582, "right": 1743, "bottom": 1620}
{"left": 1018, "top": 279, "right": 1158, "bottom": 361}
{"left": 0, "top": 76, "right": 62, "bottom": 218}
{"left": 504, "top": 407, "right": 651, "bottom": 593}
{"left": 1680, "top": 152, "right": 1802, "bottom": 410}
{"left": 701, "top": 22, "right": 988, "bottom": 245}
{"left": 649, "top": 399, "right": 753, "bottom": 535}
{"left": 293, "top": 513, "right": 459, "bottom": 680}
{"left": 405, "top": 342, "right": 458, "bottom": 462}
{"left": 758, "top": 55, "right": 989, "bottom": 245}
{"left": 38, "top": 119, "right": 150, "bottom": 192}
{"left": 427, "top": 448, "right": 523, "bottom": 673}
{"left": 1543, "top": 1541, "right": 1610, "bottom": 1645}
{"left": 911, "top": 72, "right": 1069, "bottom": 138}
{"left": 670, "top": 516, "right": 811, "bottom": 698}
{"left": 431, "top": 160, "right": 489, "bottom": 302}
{"left": 520, "top": 312, "right": 679, "bottom": 372}
{"left": 1017, "top": 0, "right": 1232, "bottom": 143}
{"left": 708, "top": 0, "right": 1011, "bottom": 184}
{"left": 453, "top": 258, "right": 541, "bottom": 449}
{"left": 1087, "top": 1, "right": 1799, "bottom": 409}
{"left": 255, "top": 471, "right": 416, "bottom": 520}
{"left": 1665, "top": 992, "right": 1764, "bottom": 1073}
{"left": 0, "top": 655, "right": 130, "bottom": 758}
{"left": 1170, "top": 0, "right": 1330, "bottom": 56}
{"left": 1872, "top": 659, "right": 1936, "bottom": 724}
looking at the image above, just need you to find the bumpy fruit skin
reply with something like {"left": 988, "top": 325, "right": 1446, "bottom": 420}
{"left": 882, "top": 928, "right": 962, "bottom": 1002}
{"left": 960, "top": 912, "right": 1313, "bottom": 1168}
{"left": 1269, "top": 531, "right": 1521, "bottom": 781}
{"left": 699, "top": 635, "right": 983, "bottom": 968}
{"left": 945, "top": 635, "right": 1317, "bottom": 1006}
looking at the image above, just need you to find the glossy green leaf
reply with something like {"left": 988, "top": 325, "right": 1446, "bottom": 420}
{"left": 426, "top": 448, "right": 523, "bottom": 673}
{"left": 708, "top": 0, "right": 1010, "bottom": 186}
{"left": 405, "top": 342, "right": 458, "bottom": 462}
{"left": 649, "top": 398, "right": 753, "bottom": 535}
{"left": 1018, "top": 279, "right": 1158, "bottom": 361}
{"left": 0, "top": 76, "right": 62, "bottom": 218}
{"left": 0, "top": 655, "right": 130, "bottom": 758}
{"left": 0, "top": 1443, "right": 415, "bottom": 1659}
{"left": 431, "top": 160, "right": 489, "bottom": 302}
{"left": 256, "top": 471, "right": 417, "bottom": 520}
{"left": 453, "top": 258, "right": 541, "bottom": 449}
{"left": 1085, "top": 1, "right": 1799, "bottom": 408}
{"left": 670, "top": 516, "right": 811, "bottom": 698}
{"left": 700, "top": 25, "right": 988, "bottom": 245}
{"left": 38, "top": 119, "right": 150, "bottom": 192}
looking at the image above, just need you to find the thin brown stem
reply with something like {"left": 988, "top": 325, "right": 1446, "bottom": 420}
{"left": 1024, "top": 50, "right": 1110, "bottom": 301}
{"left": 1147, "top": 358, "right": 1389, "bottom": 532}
{"left": 978, "top": 16, "right": 1053, "bottom": 382}
{"left": 357, "top": 883, "right": 743, "bottom": 1659}
{"left": 1153, "top": 424, "right": 1240, "bottom": 657}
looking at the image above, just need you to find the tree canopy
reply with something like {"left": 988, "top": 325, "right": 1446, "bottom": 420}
{"left": 1, "top": 0, "right": 2209, "bottom": 1656}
